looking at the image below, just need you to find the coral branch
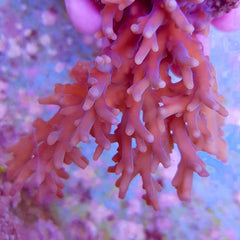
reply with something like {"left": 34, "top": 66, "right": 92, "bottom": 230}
{"left": 7, "top": 0, "right": 231, "bottom": 209}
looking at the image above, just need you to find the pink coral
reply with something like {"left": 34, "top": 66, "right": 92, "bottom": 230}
{"left": 7, "top": 0, "right": 237, "bottom": 210}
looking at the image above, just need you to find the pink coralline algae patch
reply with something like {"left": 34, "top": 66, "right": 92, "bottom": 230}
{"left": 41, "top": 10, "right": 58, "bottom": 26}
{"left": 7, "top": 0, "right": 239, "bottom": 210}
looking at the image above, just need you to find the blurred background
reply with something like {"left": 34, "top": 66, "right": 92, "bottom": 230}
{"left": 1, "top": 0, "right": 240, "bottom": 239}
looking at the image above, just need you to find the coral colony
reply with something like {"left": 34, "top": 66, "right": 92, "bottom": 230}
{"left": 7, "top": 0, "right": 239, "bottom": 210}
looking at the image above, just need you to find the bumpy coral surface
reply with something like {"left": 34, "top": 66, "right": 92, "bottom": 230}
{"left": 7, "top": 0, "right": 238, "bottom": 209}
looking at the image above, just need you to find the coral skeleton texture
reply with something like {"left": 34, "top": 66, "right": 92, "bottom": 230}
{"left": 7, "top": 0, "right": 236, "bottom": 210}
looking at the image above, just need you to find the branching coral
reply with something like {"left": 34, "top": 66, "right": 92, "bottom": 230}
{"left": 7, "top": 0, "right": 238, "bottom": 209}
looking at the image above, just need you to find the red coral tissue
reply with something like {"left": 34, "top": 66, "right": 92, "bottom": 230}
{"left": 7, "top": 0, "right": 235, "bottom": 210}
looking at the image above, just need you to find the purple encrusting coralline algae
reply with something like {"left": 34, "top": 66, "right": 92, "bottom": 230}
{"left": 203, "top": 0, "right": 239, "bottom": 16}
